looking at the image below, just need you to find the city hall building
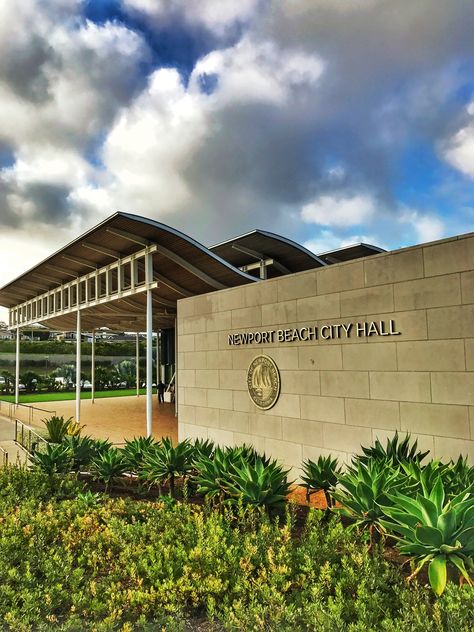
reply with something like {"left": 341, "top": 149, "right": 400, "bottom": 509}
{"left": 1, "top": 212, "right": 473, "bottom": 467}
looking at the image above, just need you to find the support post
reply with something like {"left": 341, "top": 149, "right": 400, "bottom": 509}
{"left": 136, "top": 332, "right": 140, "bottom": 397}
{"left": 174, "top": 317, "right": 178, "bottom": 417}
{"left": 145, "top": 252, "right": 153, "bottom": 437}
{"left": 76, "top": 308, "right": 81, "bottom": 423}
{"left": 155, "top": 331, "right": 159, "bottom": 389}
{"left": 15, "top": 326, "right": 20, "bottom": 406}
{"left": 91, "top": 329, "right": 95, "bottom": 404}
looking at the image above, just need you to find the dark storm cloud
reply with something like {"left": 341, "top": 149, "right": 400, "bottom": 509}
{"left": 0, "top": 34, "right": 58, "bottom": 103}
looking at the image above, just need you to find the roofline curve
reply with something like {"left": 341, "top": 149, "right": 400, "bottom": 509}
{"left": 210, "top": 228, "right": 328, "bottom": 267}
{"left": 0, "top": 211, "right": 258, "bottom": 293}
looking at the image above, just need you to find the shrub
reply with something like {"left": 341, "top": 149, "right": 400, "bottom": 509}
{"left": 380, "top": 477, "right": 474, "bottom": 595}
{"left": 142, "top": 438, "right": 194, "bottom": 497}
{"left": 333, "top": 459, "right": 406, "bottom": 544}
{"left": 122, "top": 435, "right": 158, "bottom": 474}
{"left": 30, "top": 442, "right": 73, "bottom": 476}
{"left": 91, "top": 448, "right": 127, "bottom": 491}
{"left": 301, "top": 455, "right": 341, "bottom": 507}
{"left": 357, "top": 431, "right": 430, "bottom": 466}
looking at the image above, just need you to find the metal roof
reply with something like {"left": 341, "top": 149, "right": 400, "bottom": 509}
{"left": 210, "top": 229, "right": 327, "bottom": 278}
{"left": 0, "top": 212, "right": 257, "bottom": 331}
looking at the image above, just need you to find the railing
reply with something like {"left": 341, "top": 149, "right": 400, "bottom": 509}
{"left": 14, "top": 419, "right": 49, "bottom": 456}
{"left": 0, "top": 446, "right": 7, "bottom": 466}
{"left": 0, "top": 400, "right": 56, "bottom": 426}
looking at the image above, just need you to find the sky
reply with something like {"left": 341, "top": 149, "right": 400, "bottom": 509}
{"left": 0, "top": 0, "right": 474, "bottom": 322}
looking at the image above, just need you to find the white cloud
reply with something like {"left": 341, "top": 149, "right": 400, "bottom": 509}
{"left": 191, "top": 38, "right": 323, "bottom": 105}
{"left": 443, "top": 104, "right": 474, "bottom": 178}
{"left": 123, "top": 0, "right": 260, "bottom": 35}
{"left": 300, "top": 194, "right": 377, "bottom": 227}
{"left": 399, "top": 208, "right": 445, "bottom": 243}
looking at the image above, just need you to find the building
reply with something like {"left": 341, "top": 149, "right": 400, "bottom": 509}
{"left": 1, "top": 212, "right": 473, "bottom": 465}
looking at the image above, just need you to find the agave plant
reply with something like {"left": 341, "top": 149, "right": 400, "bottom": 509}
{"left": 228, "top": 457, "right": 292, "bottom": 511}
{"left": 122, "top": 436, "right": 158, "bottom": 474}
{"left": 90, "top": 438, "right": 113, "bottom": 459}
{"left": 62, "top": 435, "right": 96, "bottom": 472}
{"left": 30, "top": 442, "right": 73, "bottom": 476}
{"left": 442, "top": 456, "right": 474, "bottom": 497}
{"left": 400, "top": 460, "right": 448, "bottom": 496}
{"left": 142, "top": 438, "right": 193, "bottom": 497}
{"left": 356, "top": 431, "right": 429, "bottom": 467}
{"left": 43, "top": 415, "right": 74, "bottom": 443}
{"left": 190, "top": 438, "right": 215, "bottom": 462}
{"left": 301, "top": 455, "right": 341, "bottom": 507}
{"left": 194, "top": 447, "right": 240, "bottom": 502}
{"left": 380, "top": 478, "right": 474, "bottom": 595}
{"left": 91, "top": 448, "right": 127, "bottom": 491}
{"left": 333, "top": 459, "right": 406, "bottom": 544}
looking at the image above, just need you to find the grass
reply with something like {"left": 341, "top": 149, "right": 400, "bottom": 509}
{"left": 0, "top": 387, "right": 157, "bottom": 404}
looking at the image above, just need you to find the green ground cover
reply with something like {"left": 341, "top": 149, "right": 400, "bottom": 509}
{"left": 0, "top": 465, "right": 472, "bottom": 631}
{"left": 0, "top": 388, "right": 157, "bottom": 404}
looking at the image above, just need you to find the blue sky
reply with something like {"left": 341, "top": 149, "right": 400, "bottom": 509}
{"left": 0, "top": 0, "right": 473, "bottom": 310}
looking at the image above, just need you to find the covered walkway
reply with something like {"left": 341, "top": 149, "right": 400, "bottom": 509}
{"left": 12, "top": 397, "right": 178, "bottom": 445}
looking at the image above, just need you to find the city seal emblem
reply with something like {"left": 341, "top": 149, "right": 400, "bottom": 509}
{"left": 247, "top": 355, "right": 280, "bottom": 410}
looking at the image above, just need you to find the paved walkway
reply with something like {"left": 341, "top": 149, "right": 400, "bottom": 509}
{"left": 20, "top": 396, "right": 178, "bottom": 444}
{"left": 0, "top": 418, "right": 27, "bottom": 465}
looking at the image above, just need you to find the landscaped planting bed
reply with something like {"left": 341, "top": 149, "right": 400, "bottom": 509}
{"left": 0, "top": 426, "right": 472, "bottom": 630}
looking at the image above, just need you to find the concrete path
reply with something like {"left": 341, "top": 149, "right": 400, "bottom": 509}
{"left": 0, "top": 417, "right": 27, "bottom": 465}
{"left": 22, "top": 396, "right": 178, "bottom": 444}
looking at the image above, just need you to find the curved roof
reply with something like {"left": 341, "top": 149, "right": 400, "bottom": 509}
{"left": 210, "top": 229, "right": 327, "bottom": 278}
{"left": 0, "top": 212, "right": 257, "bottom": 331}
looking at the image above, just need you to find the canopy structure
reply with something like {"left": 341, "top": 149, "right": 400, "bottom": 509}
{"left": 0, "top": 212, "right": 257, "bottom": 332}
{"left": 210, "top": 229, "right": 327, "bottom": 279}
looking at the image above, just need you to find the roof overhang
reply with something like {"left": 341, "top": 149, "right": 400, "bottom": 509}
{"left": 0, "top": 212, "right": 257, "bottom": 331}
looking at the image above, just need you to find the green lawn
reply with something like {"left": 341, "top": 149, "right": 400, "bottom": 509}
{"left": 0, "top": 387, "right": 157, "bottom": 404}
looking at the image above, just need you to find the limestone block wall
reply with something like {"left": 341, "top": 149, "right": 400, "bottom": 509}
{"left": 177, "top": 232, "right": 474, "bottom": 471}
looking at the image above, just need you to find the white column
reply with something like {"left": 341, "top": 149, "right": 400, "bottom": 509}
{"left": 174, "top": 318, "right": 178, "bottom": 417}
{"left": 76, "top": 308, "right": 81, "bottom": 423}
{"left": 15, "top": 326, "right": 20, "bottom": 406}
{"left": 155, "top": 331, "right": 159, "bottom": 388}
{"left": 136, "top": 332, "right": 140, "bottom": 397}
{"left": 146, "top": 290, "right": 153, "bottom": 437}
{"left": 145, "top": 251, "right": 153, "bottom": 437}
{"left": 91, "top": 329, "right": 95, "bottom": 404}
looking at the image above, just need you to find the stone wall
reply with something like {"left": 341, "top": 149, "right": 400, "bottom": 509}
{"left": 177, "top": 232, "right": 474, "bottom": 470}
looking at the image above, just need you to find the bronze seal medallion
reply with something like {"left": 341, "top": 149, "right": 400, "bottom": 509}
{"left": 247, "top": 355, "right": 281, "bottom": 410}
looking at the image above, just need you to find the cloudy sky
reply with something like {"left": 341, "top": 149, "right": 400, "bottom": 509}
{"left": 1, "top": 0, "right": 474, "bottom": 320}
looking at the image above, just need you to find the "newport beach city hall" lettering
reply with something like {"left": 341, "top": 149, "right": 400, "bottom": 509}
{"left": 228, "top": 320, "right": 400, "bottom": 346}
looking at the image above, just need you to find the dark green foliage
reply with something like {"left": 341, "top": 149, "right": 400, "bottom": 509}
{"left": 62, "top": 435, "right": 95, "bottom": 471}
{"left": 89, "top": 438, "right": 113, "bottom": 458}
{"left": 194, "top": 447, "right": 236, "bottom": 502}
{"left": 142, "top": 438, "right": 194, "bottom": 497}
{"left": 90, "top": 448, "right": 127, "bottom": 491}
{"left": 227, "top": 457, "right": 291, "bottom": 510}
{"left": 122, "top": 435, "right": 157, "bottom": 473}
{"left": 42, "top": 415, "right": 74, "bottom": 443}
{"left": 301, "top": 454, "right": 341, "bottom": 507}
{"left": 30, "top": 442, "right": 73, "bottom": 476}
{"left": 190, "top": 437, "right": 215, "bottom": 461}
{"left": 194, "top": 445, "right": 290, "bottom": 511}
{"left": 380, "top": 478, "right": 474, "bottom": 595}
{"left": 333, "top": 459, "right": 406, "bottom": 541}
{"left": 357, "top": 431, "right": 430, "bottom": 466}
